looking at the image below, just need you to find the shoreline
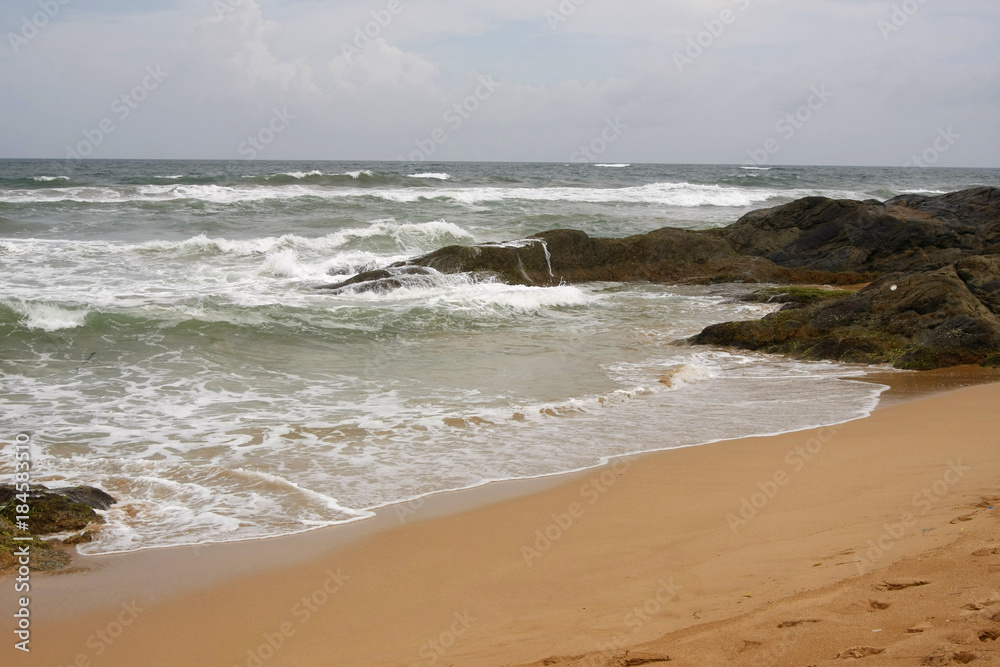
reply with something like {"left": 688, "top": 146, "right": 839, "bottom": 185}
{"left": 3, "top": 369, "right": 1000, "bottom": 665}
{"left": 38, "top": 363, "right": 1000, "bottom": 564}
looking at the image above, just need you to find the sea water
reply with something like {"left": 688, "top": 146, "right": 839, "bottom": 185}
{"left": 1, "top": 160, "right": 997, "bottom": 554}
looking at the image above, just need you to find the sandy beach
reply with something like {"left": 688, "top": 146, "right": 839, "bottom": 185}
{"left": 4, "top": 374, "right": 1000, "bottom": 666}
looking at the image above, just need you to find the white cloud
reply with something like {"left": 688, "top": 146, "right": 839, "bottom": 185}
{"left": 196, "top": 0, "right": 318, "bottom": 97}
{"left": 329, "top": 39, "right": 438, "bottom": 92}
{"left": 0, "top": 0, "right": 995, "bottom": 164}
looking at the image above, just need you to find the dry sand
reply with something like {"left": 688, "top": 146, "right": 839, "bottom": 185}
{"left": 3, "top": 376, "right": 1000, "bottom": 666}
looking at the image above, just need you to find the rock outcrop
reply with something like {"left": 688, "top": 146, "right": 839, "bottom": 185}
{"left": 719, "top": 187, "right": 1000, "bottom": 274}
{"left": 0, "top": 484, "right": 117, "bottom": 571}
{"left": 692, "top": 256, "right": 1000, "bottom": 370}
{"left": 320, "top": 229, "right": 867, "bottom": 293}
{"left": 321, "top": 187, "right": 1000, "bottom": 369}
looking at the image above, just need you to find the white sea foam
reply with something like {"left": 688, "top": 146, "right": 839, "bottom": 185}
{"left": 122, "top": 220, "right": 475, "bottom": 257}
{"left": 31, "top": 175, "right": 70, "bottom": 181}
{"left": 1, "top": 162, "right": 915, "bottom": 557}
{"left": 6, "top": 300, "right": 88, "bottom": 331}
{"left": 594, "top": 163, "right": 630, "bottom": 168}
{"left": 407, "top": 172, "right": 451, "bottom": 180}
{"left": 366, "top": 182, "right": 858, "bottom": 208}
{"left": 0, "top": 182, "right": 870, "bottom": 208}
{"left": 337, "top": 276, "right": 591, "bottom": 314}
{"left": 275, "top": 170, "right": 323, "bottom": 179}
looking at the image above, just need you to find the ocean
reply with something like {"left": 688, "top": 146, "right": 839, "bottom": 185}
{"left": 2, "top": 159, "right": 998, "bottom": 555}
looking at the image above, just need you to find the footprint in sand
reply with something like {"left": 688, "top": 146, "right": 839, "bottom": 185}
{"left": 907, "top": 621, "right": 934, "bottom": 633}
{"left": 835, "top": 646, "right": 885, "bottom": 659}
{"left": 922, "top": 649, "right": 979, "bottom": 665}
{"left": 777, "top": 619, "right": 821, "bottom": 628}
{"left": 877, "top": 579, "right": 930, "bottom": 591}
{"left": 980, "top": 629, "right": 1000, "bottom": 642}
{"left": 950, "top": 513, "right": 976, "bottom": 524}
{"left": 618, "top": 651, "right": 671, "bottom": 665}
{"left": 869, "top": 600, "right": 891, "bottom": 611}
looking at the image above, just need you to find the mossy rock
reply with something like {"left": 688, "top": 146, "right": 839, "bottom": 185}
{"left": 0, "top": 491, "right": 104, "bottom": 534}
{"left": 0, "top": 516, "right": 71, "bottom": 572}
{"left": 740, "top": 286, "right": 855, "bottom": 305}
{"left": 772, "top": 328, "right": 911, "bottom": 365}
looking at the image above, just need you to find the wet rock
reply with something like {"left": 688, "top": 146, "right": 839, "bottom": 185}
{"left": 58, "top": 485, "right": 118, "bottom": 511}
{"left": 0, "top": 484, "right": 111, "bottom": 534}
{"left": 317, "top": 265, "right": 440, "bottom": 294}
{"left": 0, "top": 483, "right": 117, "bottom": 571}
{"left": 691, "top": 257, "right": 1000, "bottom": 370}
{"left": 722, "top": 187, "right": 1000, "bottom": 274}
{"left": 403, "top": 229, "right": 862, "bottom": 287}
{"left": 321, "top": 187, "right": 1000, "bottom": 370}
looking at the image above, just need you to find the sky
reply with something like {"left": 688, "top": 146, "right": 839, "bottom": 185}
{"left": 0, "top": 0, "right": 998, "bottom": 167}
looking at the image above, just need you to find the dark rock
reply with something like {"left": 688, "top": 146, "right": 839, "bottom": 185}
{"left": 719, "top": 189, "right": 1000, "bottom": 274}
{"left": 62, "top": 530, "right": 97, "bottom": 545}
{"left": 0, "top": 483, "right": 115, "bottom": 571}
{"left": 885, "top": 186, "right": 1000, "bottom": 229}
{"left": 0, "top": 515, "right": 72, "bottom": 572}
{"left": 59, "top": 485, "right": 118, "bottom": 511}
{"left": 738, "top": 286, "right": 855, "bottom": 305}
{"left": 0, "top": 483, "right": 115, "bottom": 534}
{"left": 317, "top": 265, "right": 440, "bottom": 294}
{"left": 402, "top": 229, "right": 864, "bottom": 287}
{"left": 691, "top": 256, "right": 1000, "bottom": 370}
{"left": 323, "top": 187, "right": 998, "bottom": 291}
{"left": 320, "top": 187, "right": 1000, "bottom": 369}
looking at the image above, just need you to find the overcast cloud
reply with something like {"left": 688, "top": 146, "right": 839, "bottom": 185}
{"left": 1, "top": 0, "right": 997, "bottom": 166}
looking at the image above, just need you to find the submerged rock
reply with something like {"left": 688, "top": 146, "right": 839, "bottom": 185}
{"left": 317, "top": 265, "right": 441, "bottom": 294}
